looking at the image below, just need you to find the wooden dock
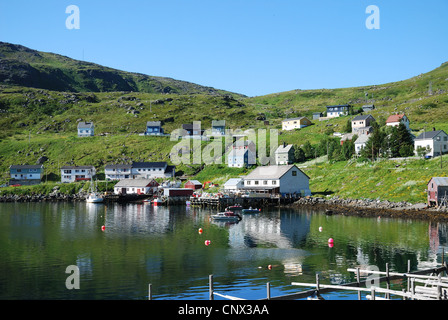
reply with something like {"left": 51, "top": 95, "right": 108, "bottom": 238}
{"left": 148, "top": 259, "right": 448, "bottom": 300}
{"left": 189, "top": 195, "right": 300, "bottom": 210}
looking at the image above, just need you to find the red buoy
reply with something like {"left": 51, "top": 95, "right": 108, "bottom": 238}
{"left": 205, "top": 240, "right": 211, "bottom": 246}
{"left": 101, "top": 225, "right": 105, "bottom": 231}
{"left": 198, "top": 228, "right": 203, "bottom": 234}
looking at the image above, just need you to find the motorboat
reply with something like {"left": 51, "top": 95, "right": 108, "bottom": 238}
{"left": 211, "top": 211, "right": 242, "bottom": 221}
{"left": 225, "top": 204, "right": 243, "bottom": 212}
{"left": 242, "top": 207, "right": 260, "bottom": 214}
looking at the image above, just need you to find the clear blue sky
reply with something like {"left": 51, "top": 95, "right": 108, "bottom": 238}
{"left": 1, "top": 0, "right": 447, "bottom": 97}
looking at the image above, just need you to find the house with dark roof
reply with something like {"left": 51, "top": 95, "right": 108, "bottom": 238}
{"left": 61, "top": 165, "right": 96, "bottom": 183}
{"left": 145, "top": 121, "right": 164, "bottom": 136}
{"left": 414, "top": 129, "right": 448, "bottom": 157}
{"left": 326, "top": 105, "right": 352, "bottom": 118}
{"left": 351, "top": 114, "right": 375, "bottom": 135}
{"left": 77, "top": 122, "right": 94, "bottom": 137}
{"left": 211, "top": 120, "right": 226, "bottom": 136}
{"left": 9, "top": 164, "right": 44, "bottom": 185}
{"left": 362, "top": 104, "right": 375, "bottom": 112}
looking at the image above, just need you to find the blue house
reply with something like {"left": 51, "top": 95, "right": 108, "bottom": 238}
{"left": 146, "top": 121, "right": 164, "bottom": 136}
{"left": 211, "top": 120, "right": 226, "bottom": 136}
{"left": 77, "top": 122, "right": 94, "bottom": 137}
{"left": 9, "top": 164, "right": 44, "bottom": 185}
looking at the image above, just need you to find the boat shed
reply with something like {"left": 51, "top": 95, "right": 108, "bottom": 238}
{"left": 427, "top": 177, "right": 448, "bottom": 207}
{"left": 185, "top": 180, "right": 202, "bottom": 190}
{"left": 113, "top": 179, "right": 159, "bottom": 195}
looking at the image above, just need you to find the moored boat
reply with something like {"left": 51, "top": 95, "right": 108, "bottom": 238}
{"left": 242, "top": 207, "right": 260, "bottom": 214}
{"left": 225, "top": 204, "right": 243, "bottom": 212}
{"left": 211, "top": 211, "right": 242, "bottom": 221}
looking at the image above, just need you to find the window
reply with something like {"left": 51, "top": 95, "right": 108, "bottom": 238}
{"left": 263, "top": 180, "right": 268, "bottom": 185}
{"left": 292, "top": 171, "right": 297, "bottom": 176}
{"left": 272, "top": 180, "right": 277, "bottom": 185}
{"left": 246, "top": 181, "right": 251, "bottom": 185}
{"left": 255, "top": 181, "right": 259, "bottom": 185}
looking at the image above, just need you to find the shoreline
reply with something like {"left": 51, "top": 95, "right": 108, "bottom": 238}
{"left": 289, "top": 196, "right": 448, "bottom": 222}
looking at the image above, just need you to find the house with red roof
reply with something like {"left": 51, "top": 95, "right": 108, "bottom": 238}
{"left": 386, "top": 114, "right": 410, "bottom": 131}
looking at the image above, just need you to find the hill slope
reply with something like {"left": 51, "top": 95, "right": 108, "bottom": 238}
{"left": 0, "top": 42, "right": 243, "bottom": 96}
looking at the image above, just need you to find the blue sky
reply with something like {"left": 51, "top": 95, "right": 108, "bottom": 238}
{"left": 0, "top": 0, "right": 447, "bottom": 97}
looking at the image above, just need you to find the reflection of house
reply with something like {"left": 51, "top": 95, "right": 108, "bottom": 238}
{"left": 61, "top": 165, "right": 96, "bottom": 183}
{"left": 243, "top": 164, "right": 311, "bottom": 196}
{"left": 9, "top": 165, "right": 43, "bottom": 185}
{"left": 281, "top": 117, "right": 312, "bottom": 131}
{"left": 113, "top": 179, "right": 159, "bottom": 195}
{"left": 275, "top": 143, "right": 295, "bottom": 165}
{"left": 77, "top": 122, "right": 94, "bottom": 137}
{"left": 414, "top": 129, "right": 448, "bottom": 157}
{"left": 427, "top": 177, "right": 448, "bottom": 207}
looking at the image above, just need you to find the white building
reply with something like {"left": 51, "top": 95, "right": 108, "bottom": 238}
{"left": 414, "top": 130, "right": 448, "bottom": 157}
{"left": 61, "top": 166, "right": 96, "bottom": 183}
{"left": 113, "top": 179, "right": 159, "bottom": 195}
{"left": 223, "top": 178, "right": 244, "bottom": 192}
{"left": 77, "top": 122, "right": 94, "bottom": 137}
{"left": 354, "top": 134, "right": 370, "bottom": 155}
{"left": 243, "top": 164, "right": 311, "bottom": 196}
{"left": 386, "top": 114, "right": 410, "bottom": 131}
{"left": 105, "top": 162, "right": 175, "bottom": 180}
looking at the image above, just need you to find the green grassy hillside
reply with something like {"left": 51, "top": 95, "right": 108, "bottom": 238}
{"left": 1, "top": 42, "right": 448, "bottom": 204}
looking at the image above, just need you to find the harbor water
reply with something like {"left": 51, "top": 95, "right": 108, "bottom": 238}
{"left": 0, "top": 201, "right": 446, "bottom": 300}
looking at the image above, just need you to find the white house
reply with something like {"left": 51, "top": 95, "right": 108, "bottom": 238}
{"left": 61, "top": 166, "right": 96, "bottom": 183}
{"left": 281, "top": 117, "right": 312, "bottom": 131}
{"left": 351, "top": 114, "right": 375, "bottom": 135}
{"left": 227, "top": 139, "right": 256, "bottom": 168}
{"left": 113, "top": 179, "right": 159, "bottom": 195}
{"left": 354, "top": 134, "right": 370, "bottom": 155}
{"left": 326, "top": 105, "right": 351, "bottom": 118}
{"left": 386, "top": 114, "right": 410, "bottom": 131}
{"left": 274, "top": 144, "right": 295, "bottom": 165}
{"left": 414, "top": 130, "right": 448, "bottom": 157}
{"left": 130, "top": 162, "right": 175, "bottom": 179}
{"left": 105, "top": 164, "right": 132, "bottom": 180}
{"left": 223, "top": 178, "right": 244, "bottom": 192}
{"left": 77, "top": 122, "right": 94, "bottom": 137}
{"left": 9, "top": 165, "right": 43, "bottom": 184}
{"left": 243, "top": 164, "right": 311, "bottom": 196}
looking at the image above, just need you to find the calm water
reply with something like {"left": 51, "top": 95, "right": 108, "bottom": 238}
{"left": 0, "top": 201, "right": 446, "bottom": 300}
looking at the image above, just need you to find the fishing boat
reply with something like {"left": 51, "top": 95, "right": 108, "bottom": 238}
{"left": 211, "top": 211, "right": 242, "bottom": 221}
{"left": 242, "top": 207, "right": 260, "bottom": 214}
{"left": 225, "top": 204, "right": 243, "bottom": 212}
{"left": 86, "top": 180, "right": 103, "bottom": 203}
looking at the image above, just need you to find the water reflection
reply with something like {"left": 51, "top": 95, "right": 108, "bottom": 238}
{"left": 1, "top": 202, "right": 448, "bottom": 299}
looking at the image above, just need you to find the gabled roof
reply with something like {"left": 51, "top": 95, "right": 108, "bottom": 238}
{"left": 114, "top": 179, "right": 158, "bottom": 188}
{"left": 354, "top": 134, "right": 370, "bottom": 144}
{"left": 386, "top": 114, "right": 407, "bottom": 123}
{"left": 186, "top": 180, "right": 202, "bottom": 185}
{"left": 352, "top": 114, "right": 374, "bottom": 121}
{"left": 415, "top": 130, "right": 447, "bottom": 140}
{"left": 223, "top": 178, "right": 243, "bottom": 186}
{"left": 105, "top": 164, "right": 132, "bottom": 169}
{"left": 132, "top": 161, "right": 167, "bottom": 168}
{"left": 429, "top": 177, "right": 448, "bottom": 186}
{"left": 10, "top": 165, "right": 43, "bottom": 170}
{"left": 275, "top": 144, "right": 294, "bottom": 154}
{"left": 146, "top": 121, "right": 162, "bottom": 127}
{"left": 61, "top": 165, "right": 95, "bottom": 170}
{"left": 244, "top": 165, "right": 309, "bottom": 180}
{"left": 326, "top": 104, "right": 350, "bottom": 109}
{"left": 77, "top": 121, "right": 94, "bottom": 128}
{"left": 212, "top": 120, "right": 226, "bottom": 127}
{"left": 282, "top": 116, "right": 310, "bottom": 122}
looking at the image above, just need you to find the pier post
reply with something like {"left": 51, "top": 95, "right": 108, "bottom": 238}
{"left": 356, "top": 267, "right": 361, "bottom": 300}
{"left": 148, "top": 283, "right": 152, "bottom": 300}
{"left": 209, "top": 274, "right": 214, "bottom": 300}
{"left": 267, "top": 282, "right": 271, "bottom": 300}
{"left": 385, "top": 263, "right": 390, "bottom": 299}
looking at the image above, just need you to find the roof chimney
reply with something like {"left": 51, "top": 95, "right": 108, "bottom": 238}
{"left": 433, "top": 127, "right": 436, "bottom": 131}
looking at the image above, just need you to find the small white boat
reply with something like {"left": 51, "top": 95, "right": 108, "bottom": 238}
{"left": 86, "top": 180, "right": 103, "bottom": 203}
{"left": 211, "top": 211, "right": 242, "bottom": 221}
{"left": 86, "top": 192, "right": 103, "bottom": 203}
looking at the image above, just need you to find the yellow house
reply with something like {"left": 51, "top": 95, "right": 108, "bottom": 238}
{"left": 282, "top": 117, "right": 312, "bottom": 131}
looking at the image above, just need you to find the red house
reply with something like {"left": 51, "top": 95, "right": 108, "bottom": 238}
{"left": 427, "top": 177, "right": 448, "bottom": 207}
{"left": 185, "top": 180, "right": 202, "bottom": 190}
